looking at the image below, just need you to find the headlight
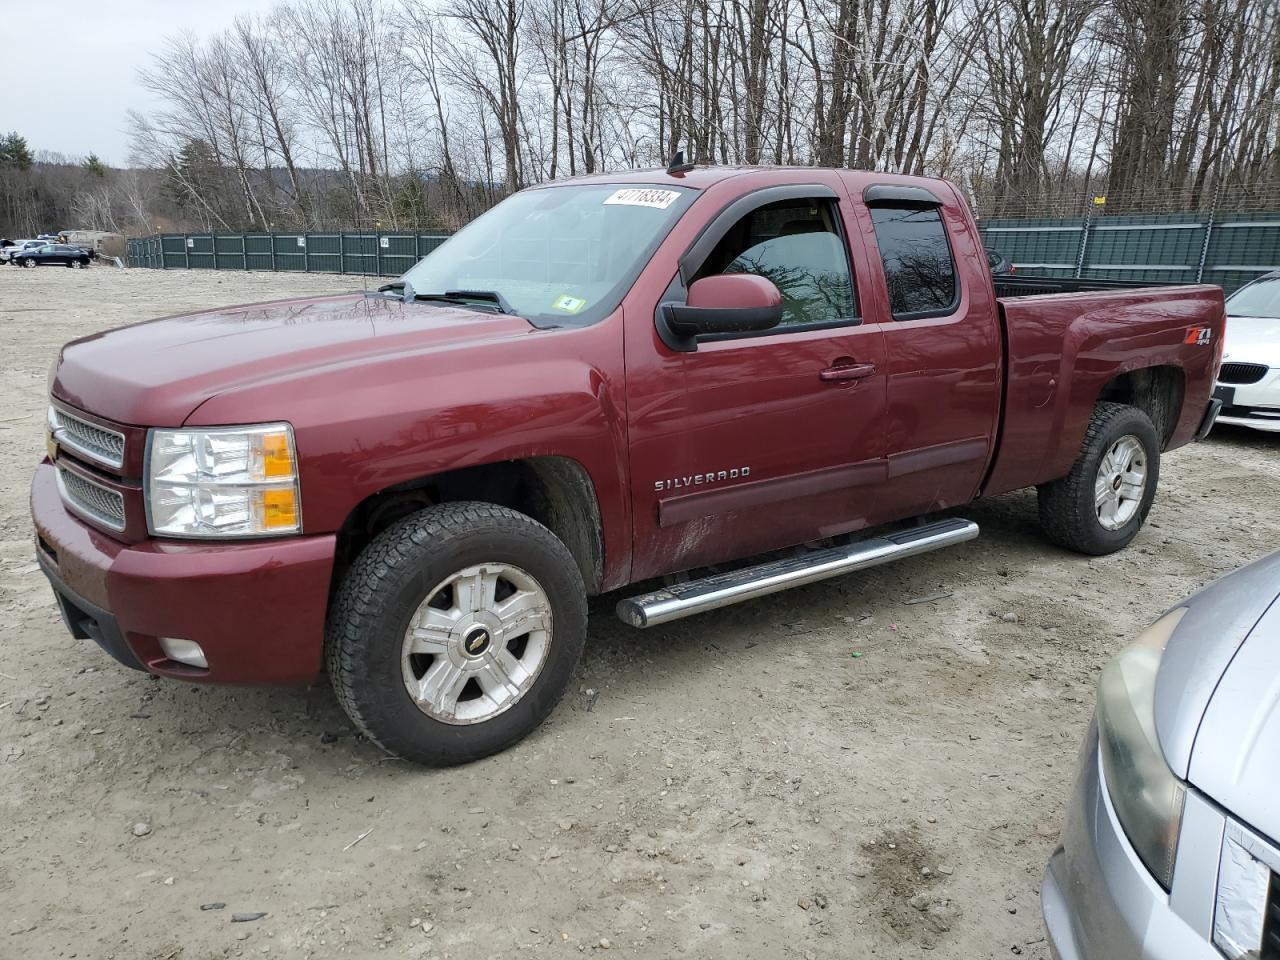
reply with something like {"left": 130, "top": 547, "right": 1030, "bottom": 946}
{"left": 1097, "top": 607, "right": 1188, "bottom": 890}
{"left": 146, "top": 423, "right": 301, "bottom": 538}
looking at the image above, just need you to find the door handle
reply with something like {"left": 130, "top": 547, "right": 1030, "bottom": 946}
{"left": 819, "top": 363, "right": 876, "bottom": 382}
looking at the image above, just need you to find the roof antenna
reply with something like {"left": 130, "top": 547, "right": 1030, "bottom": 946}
{"left": 667, "top": 150, "right": 695, "bottom": 175}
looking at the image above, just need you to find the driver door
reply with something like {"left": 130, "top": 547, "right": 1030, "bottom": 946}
{"left": 625, "top": 180, "right": 889, "bottom": 581}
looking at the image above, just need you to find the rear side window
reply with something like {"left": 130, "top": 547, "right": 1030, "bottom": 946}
{"left": 692, "top": 198, "right": 858, "bottom": 329}
{"left": 869, "top": 205, "right": 958, "bottom": 319}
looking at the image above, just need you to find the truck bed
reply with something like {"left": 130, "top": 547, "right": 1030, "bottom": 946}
{"left": 982, "top": 283, "right": 1225, "bottom": 498}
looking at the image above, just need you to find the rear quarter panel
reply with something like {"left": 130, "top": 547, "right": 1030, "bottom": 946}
{"left": 983, "top": 285, "right": 1224, "bottom": 497}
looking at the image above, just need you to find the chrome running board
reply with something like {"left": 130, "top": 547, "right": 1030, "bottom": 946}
{"left": 616, "top": 518, "right": 978, "bottom": 628}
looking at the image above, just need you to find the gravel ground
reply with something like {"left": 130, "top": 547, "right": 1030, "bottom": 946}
{"left": 2, "top": 265, "right": 1278, "bottom": 960}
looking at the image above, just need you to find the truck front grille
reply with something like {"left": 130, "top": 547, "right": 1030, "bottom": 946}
{"left": 56, "top": 466, "right": 126, "bottom": 531}
{"left": 1263, "top": 872, "right": 1280, "bottom": 959}
{"left": 52, "top": 408, "right": 125, "bottom": 468}
{"left": 1219, "top": 362, "right": 1270, "bottom": 385}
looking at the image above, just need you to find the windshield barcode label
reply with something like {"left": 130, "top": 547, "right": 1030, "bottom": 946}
{"left": 604, "top": 188, "right": 681, "bottom": 210}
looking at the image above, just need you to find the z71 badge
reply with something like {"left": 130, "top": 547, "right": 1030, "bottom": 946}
{"left": 1184, "top": 326, "right": 1213, "bottom": 346}
{"left": 654, "top": 467, "right": 751, "bottom": 492}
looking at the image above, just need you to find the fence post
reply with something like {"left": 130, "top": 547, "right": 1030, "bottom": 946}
{"left": 415, "top": 233, "right": 422, "bottom": 263}
{"left": 304, "top": 234, "right": 310, "bottom": 272}
{"left": 183, "top": 234, "right": 190, "bottom": 269}
{"left": 1074, "top": 210, "right": 1092, "bottom": 279}
{"left": 340, "top": 233, "right": 347, "bottom": 275}
{"left": 375, "top": 231, "right": 383, "bottom": 277}
{"left": 270, "top": 233, "right": 277, "bottom": 272}
{"left": 211, "top": 233, "right": 218, "bottom": 270}
{"left": 1196, "top": 183, "right": 1222, "bottom": 284}
{"left": 242, "top": 234, "right": 248, "bottom": 270}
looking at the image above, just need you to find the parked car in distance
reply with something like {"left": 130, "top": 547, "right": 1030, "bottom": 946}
{"left": 4, "top": 239, "right": 48, "bottom": 263}
{"left": 12, "top": 244, "right": 91, "bottom": 268}
{"left": 986, "top": 246, "right": 1016, "bottom": 276}
{"left": 34, "top": 164, "right": 1224, "bottom": 764}
{"left": 1042, "top": 550, "right": 1280, "bottom": 960}
{"left": 1212, "top": 270, "right": 1280, "bottom": 432}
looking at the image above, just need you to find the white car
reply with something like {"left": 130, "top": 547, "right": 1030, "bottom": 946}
{"left": 1043, "top": 551, "right": 1280, "bottom": 959}
{"left": 2, "top": 239, "right": 50, "bottom": 264}
{"left": 1215, "top": 272, "right": 1280, "bottom": 432}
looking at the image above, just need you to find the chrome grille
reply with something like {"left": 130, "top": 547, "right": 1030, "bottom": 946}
{"left": 1220, "top": 362, "right": 1270, "bottom": 385}
{"left": 1264, "top": 871, "right": 1280, "bottom": 959}
{"left": 52, "top": 408, "right": 125, "bottom": 468}
{"left": 57, "top": 466, "right": 126, "bottom": 531}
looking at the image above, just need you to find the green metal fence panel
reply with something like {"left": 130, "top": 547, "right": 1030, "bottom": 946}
{"left": 340, "top": 234, "right": 377, "bottom": 274}
{"left": 244, "top": 235, "right": 274, "bottom": 271}
{"left": 1079, "top": 213, "right": 1204, "bottom": 284}
{"left": 135, "top": 220, "right": 1279, "bottom": 292}
{"left": 1205, "top": 213, "right": 1280, "bottom": 292}
{"left": 214, "top": 234, "right": 245, "bottom": 270}
{"left": 129, "top": 231, "right": 455, "bottom": 277}
{"left": 381, "top": 234, "right": 420, "bottom": 275}
{"left": 977, "top": 218, "right": 1085, "bottom": 276}
{"left": 303, "top": 233, "right": 340, "bottom": 274}
{"left": 978, "top": 213, "right": 1280, "bottom": 292}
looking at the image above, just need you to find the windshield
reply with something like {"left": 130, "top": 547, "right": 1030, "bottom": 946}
{"left": 399, "top": 183, "right": 695, "bottom": 326}
{"left": 1226, "top": 277, "right": 1280, "bottom": 318}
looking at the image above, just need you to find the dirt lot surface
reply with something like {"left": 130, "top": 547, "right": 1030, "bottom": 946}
{"left": 2, "top": 266, "right": 1277, "bottom": 960}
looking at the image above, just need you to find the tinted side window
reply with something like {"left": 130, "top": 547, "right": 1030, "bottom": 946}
{"left": 693, "top": 199, "right": 857, "bottom": 329}
{"left": 869, "top": 205, "right": 958, "bottom": 319}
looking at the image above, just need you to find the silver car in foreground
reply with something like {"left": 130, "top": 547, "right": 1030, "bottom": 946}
{"left": 1043, "top": 551, "right": 1280, "bottom": 959}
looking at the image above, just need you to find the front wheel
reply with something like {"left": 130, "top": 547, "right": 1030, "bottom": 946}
{"left": 70, "top": 260, "right": 84, "bottom": 269}
{"left": 1037, "top": 402, "right": 1161, "bottom": 555}
{"left": 326, "top": 502, "right": 588, "bottom": 765}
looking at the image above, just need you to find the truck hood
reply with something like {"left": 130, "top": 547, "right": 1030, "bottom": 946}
{"left": 1154, "top": 551, "right": 1280, "bottom": 782}
{"left": 52, "top": 293, "right": 540, "bottom": 426}
{"left": 1223, "top": 314, "right": 1280, "bottom": 367}
{"left": 1188, "top": 593, "right": 1280, "bottom": 842}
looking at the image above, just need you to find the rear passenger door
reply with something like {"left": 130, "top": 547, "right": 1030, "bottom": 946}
{"left": 853, "top": 183, "right": 1002, "bottom": 515}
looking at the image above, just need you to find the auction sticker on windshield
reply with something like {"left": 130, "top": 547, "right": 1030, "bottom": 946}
{"left": 603, "top": 188, "right": 682, "bottom": 209}
{"left": 553, "top": 294, "right": 587, "bottom": 314}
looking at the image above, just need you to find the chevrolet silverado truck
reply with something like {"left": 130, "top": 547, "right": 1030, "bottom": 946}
{"left": 33, "top": 165, "right": 1225, "bottom": 764}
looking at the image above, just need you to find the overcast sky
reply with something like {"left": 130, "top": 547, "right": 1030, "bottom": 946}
{"left": 3, "top": 1, "right": 272, "bottom": 165}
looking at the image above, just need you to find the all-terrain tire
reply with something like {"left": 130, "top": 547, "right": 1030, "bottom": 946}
{"left": 326, "top": 502, "right": 588, "bottom": 765}
{"left": 1037, "top": 402, "right": 1161, "bottom": 555}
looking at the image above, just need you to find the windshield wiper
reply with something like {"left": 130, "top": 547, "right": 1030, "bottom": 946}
{"left": 428, "top": 289, "right": 514, "bottom": 314}
{"left": 379, "top": 282, "right": 513, "bottom": 314}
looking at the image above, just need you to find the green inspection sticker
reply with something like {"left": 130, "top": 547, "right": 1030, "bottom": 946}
{"left": 553, "top": 294, "right": 587, "bottom": 314}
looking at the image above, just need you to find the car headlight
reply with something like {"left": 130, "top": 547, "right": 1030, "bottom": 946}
{"left": 1097, "top": 607, "right": 1188, "bottom": 890}
{"left": 146, "top": 423, "right": 301, "bottom": 538}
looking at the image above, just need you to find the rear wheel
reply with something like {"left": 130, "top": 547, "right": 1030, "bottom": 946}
{"left": 327, "top": 502, "right": 588, "bottom": 765}
{"left": 1037, "top": 402, "right": 1160, "bottom": 555}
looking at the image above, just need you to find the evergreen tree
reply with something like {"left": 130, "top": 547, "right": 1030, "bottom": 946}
{"left": 0, "top": 132, "right": 33, "bottom": 171}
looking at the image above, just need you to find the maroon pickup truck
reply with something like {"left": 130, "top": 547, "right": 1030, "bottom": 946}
{"left": 33, "top": 165, "right": 1224, "bottom": 764}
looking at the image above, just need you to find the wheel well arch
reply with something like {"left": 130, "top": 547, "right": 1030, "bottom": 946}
{"left": 331, "top": 456, "right": 606, "bottom": 595}
{"left": 1096, "top": 365, "right": 1185, "bottom": 448}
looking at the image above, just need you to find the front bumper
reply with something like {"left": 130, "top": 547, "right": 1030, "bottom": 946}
{"left": 1041, "top": 723, "right": 1221, "bottom": 960}
{"left": 1213, "top": 373, "right": 1280, "bottom": 432}
{"left": 31, "top": 461, "right": 336, "bottom": 684}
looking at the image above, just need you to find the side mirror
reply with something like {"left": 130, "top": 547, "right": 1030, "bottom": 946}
{"left": 661, "top": 274, "right": 783, "bottom": 349}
